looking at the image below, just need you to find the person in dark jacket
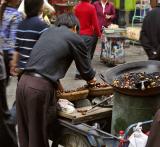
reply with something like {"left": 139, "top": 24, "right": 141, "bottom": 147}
{"left": 146, "top": 109, "right": 160, "bottom": 147}
{"left": 140, "top": 3, "right": 160, "bottom": 60}
{"left": 16, "top": 13, "right": 96, "bottom": 147}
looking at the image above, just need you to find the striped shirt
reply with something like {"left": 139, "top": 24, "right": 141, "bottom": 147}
{"left": 15, "top": 16, "right": 49, "bottom": 69}
{"left": 0, "top": 7, "right": 22, "bottom": 53}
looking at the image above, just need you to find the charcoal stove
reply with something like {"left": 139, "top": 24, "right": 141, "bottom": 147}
{"left": 103, "top": 60, "right": 160, "bottom": 135}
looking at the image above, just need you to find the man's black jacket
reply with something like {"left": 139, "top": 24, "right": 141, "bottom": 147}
{"left": 140, "top": 4, "right": 160, "bottom": 60}
{"left": 25, "top": 25, "right": 96, "bottom": 84}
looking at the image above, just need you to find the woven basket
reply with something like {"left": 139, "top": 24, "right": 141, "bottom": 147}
{"left": 57, "top": 89, "right": 89, "bottom": 101}
{"left": 89, "top": 87, "right": 113, "bottom": 97}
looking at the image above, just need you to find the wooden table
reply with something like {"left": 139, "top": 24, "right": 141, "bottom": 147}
{"left": 58, "top": 106, "right": 112, "bottom": 124}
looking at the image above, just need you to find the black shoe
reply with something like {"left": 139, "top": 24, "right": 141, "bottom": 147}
{"left": 75, "top": 74, "right": 82, "bottom": 80}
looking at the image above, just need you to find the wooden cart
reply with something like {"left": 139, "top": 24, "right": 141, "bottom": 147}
{"left": 50, "top": 86, "right": 152, "bottom": 147}
{"left": 50, "top": 88, "right": 115, "bottom": 147}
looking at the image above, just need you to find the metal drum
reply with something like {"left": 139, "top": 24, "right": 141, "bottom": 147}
{"left": 103, "top": 60, "right": 160, "bottom": 134}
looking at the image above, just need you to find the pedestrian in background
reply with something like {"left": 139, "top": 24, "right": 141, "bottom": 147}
{"left": 140, "top": 3, "right": 160, "bottom": 60}
{"left": 9, "top": 0, "right": 49, "bottom": 126}
{"left": 18, "top": 0, "right": 55, "bottom": 23}
{"left": 0, "top": 49, "right": 18, "bottom": 147}
{"left": 0, "top": 1, "right": 21, "bottom": 145}
{"left": 10, "top": 0, "right": 49, "bottom": 78}
{"left": 93, "top": 0, "right": 116, "bottom": 63}
{"left": 93, "top": 0, "right": 116, "bottom": 31}
{"left": 0, "top": 0, "right": 22, "bottom": 85}
{"left": 74, "top": 0, "right": 101, "bottom": 79}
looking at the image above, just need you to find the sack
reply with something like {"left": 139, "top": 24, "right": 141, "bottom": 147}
{"left": 128, "top": 123, "right": 148, "bottom": 147}
{"left": 57, "top": 99, "right": 75, "bottom": 114}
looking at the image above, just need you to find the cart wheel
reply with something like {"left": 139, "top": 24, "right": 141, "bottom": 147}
{"left": 52, "top": 130, "right": 91, "bottom": 147}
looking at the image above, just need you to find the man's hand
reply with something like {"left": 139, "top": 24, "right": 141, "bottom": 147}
{"left": 87, "top": 77, "right": 97, "bottom": 87}
{"left": 10, "top": 51, "right": 20, "bottom": 76}
{"left": 10, "top": 60, "right": 18, "bottom": 76}
{"left": 10, "top": 66, "right": 22, "bottom": 76}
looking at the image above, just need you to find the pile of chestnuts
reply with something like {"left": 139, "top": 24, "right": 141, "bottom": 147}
{"left": 113, "top": 72, "right": 160, "bottom": 89}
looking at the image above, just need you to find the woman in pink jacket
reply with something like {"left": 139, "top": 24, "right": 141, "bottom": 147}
{"left": 93, "top": 0, "right": 116, "bottom": 31}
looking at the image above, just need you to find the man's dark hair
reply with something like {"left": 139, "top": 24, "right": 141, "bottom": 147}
{"left": 24, "top": 0, "right": 43, "bottom": 18}
{"left": 54, "top": 13, "right": 80, "bottom": 33}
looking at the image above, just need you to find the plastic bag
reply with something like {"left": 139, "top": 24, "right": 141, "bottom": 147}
{"left": 57, "top": 99, "right": 75, "bottom": 114}
{"left": 128, "top": 123, "right": 148, "bottom": 147}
